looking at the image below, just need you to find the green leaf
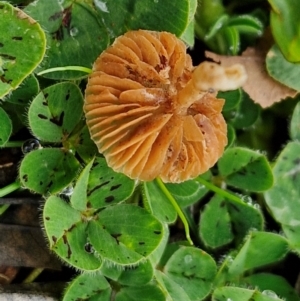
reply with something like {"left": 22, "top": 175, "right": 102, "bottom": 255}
{"left": 219, "top": 89, "right": 242, "bottom": 112}
{"left": 164, "top": 175, "right": 210, "bottom": 207}
{"left": 265, "top": 142, "right": 300, "bottom": 227}
{"left": 0, "top": 1, "right": 46, "bottom": 98}
{"left": 265, "top": 141, "right": 300, "bottom": 252}
{"left": 194, "top": 0, "right": 225, "bottom": 38}
{"left": 72, "top": 124, "right": 98, "bottom": 163}
{"left": 1, "top": 101, "right": 26, "bottom": 133}
{"left": 164, "top": 246, "right": 217, "bottom": 301}
{"left": 70, "top": 159, "right": 94, "bottom": 212}
{"left": 268, "top": 0, "right": 300, "bottom": 62}
{"left": 227, "top": 15, "right": 263, "bottom": 35}
{"left": 95, "top": 0, "right": 192, "bottom": 39}
{"left": 199, "top": 194, "right": 264, "bottom": 249}
{"left": 42, "top": 157, "right": 140, "bottom": 269}
{"left": 180, "top": 19, "right": 195, "bottom": 47}
{"left": 282, "top": 224, "right": 300, "bottom": 251}
{"left": 225, "top": 196, "right": 263, "bottom": 243}
{"left": 115, "top": 284, "right": 165, "bottom": 301}
{"left": 212, "top": 286, "right": 284, "bottom": 301}
{"left": 28, "top": 82, "right": 83, "bottom": 143}
{"left": 228, "top": 231, "right": 289, "bottom": 277}
{"left": 6, "top": 74, "right": 39, "bottom": 105}
{"left": 44, "top": 195, "right": 81, "bottom": 248}
{"left": 231, "top": 90, "right": 261, "bottom": 129}
{"left": 142, "top": 181, "right": 177, "bottom": 224}
{"left": 88, "top": 204, "right": 164, "bottom": 266}
{"left": 266, "top": 44, "right": 300, "bottom": 91}
{"left": 226, "top": 123, "right": 236, "bottom": 148}
{"left": 204, "top": 15, "right": 229, "bottom": 41}
{"left": 155, "top": 270, "right": 192, "bottom": 301}
{"left": 0, "top": 107, "right": 12, "bottom": 146}
{"left": 218, "top": 147, "right": 274, "bottom": 192}
{"left": 148, "top": 223, "right": 170, "bottom": 267}
{"left": 19, "top": 148, "right": 80, "bottom": 194}
{"left": 179, "top": 0, "right": 197, "bottom": 46}
{"left": 100, "top": 259, "right": 153, "bottom": 286}
{"left": 243, "top": 273, "right": 300, "bottom": 301}
{"left": 63, "top": 273, "right": 111, "bottom": 301}
{"left": 87, "top": 157, "right": 135, "bottom": 209}
{"left": 220, "top": 26, "right": 240, "bottom": 55}
{"left": 290, "top": 101, "right": 300, "bottom": 140}
{"left": 43, "top": 195, "right": 102, "bottom": 270}
{"left": 199, "top": 194, "right": 234, "bottom": 249}
{"left": 25, "top": 0, "right": 109, "bottom": 80}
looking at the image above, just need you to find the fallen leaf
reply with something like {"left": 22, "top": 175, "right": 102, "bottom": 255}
{"left": 206, "top": 47, "right": 297, "bottom": 108}
{"left": 0, "top": 266, "right": 19, "bottom": 285}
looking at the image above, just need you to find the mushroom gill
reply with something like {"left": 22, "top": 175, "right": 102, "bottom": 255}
{"left": 84, "top": 30, "right": 247, "bottom": 183}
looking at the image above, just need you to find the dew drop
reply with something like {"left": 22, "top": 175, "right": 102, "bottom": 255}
{"left": 226, "top": 255, "right": 233, "bottom": 265}
{"left": 249, "top": 227, "right": 258, "bottom": 232}
{"left": 22, "top": 139, "right": 41, "bottom": 154}
{"left": 253, "top": 203, "right": 260, "bottom": 210}
{"left": 84, "top": 243, "right": 93, "bottom": 253}
{"left": 60, "top": 185, "right": 74, "bottom": 197}
{"left": 94, "top": 0, "right": 109, "bottom": 12}
{"left": 262, "top": 290, "right": 278, "bottom": 298}
{"left": 70, "top": 27, "right": 79, "bottom": 37}
{"left": 241, "top": 195, "right": 254, "bottom": 206}
{"left": 184, "top": 254, "right": 193, "bottom": 264}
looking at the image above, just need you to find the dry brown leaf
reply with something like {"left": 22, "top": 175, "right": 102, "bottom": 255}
{"left": 206, "top": 47, "right": 297, "bottom": 108}
{"left": 0, "top": 266, "right": 19, "bottom": 285}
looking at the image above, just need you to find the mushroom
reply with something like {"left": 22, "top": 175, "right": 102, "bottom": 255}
{"left": 84, "top": 30, "right": 247, "bottom": 183}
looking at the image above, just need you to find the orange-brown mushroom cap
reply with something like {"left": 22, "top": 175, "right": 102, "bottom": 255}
{"left": 84, "top": 30, "right": 246, "bottom": 183}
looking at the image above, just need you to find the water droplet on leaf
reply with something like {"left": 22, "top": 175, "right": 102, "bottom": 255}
{"left": 84, "top": 243, "right": 93, "bottom": 253}
{"left": 22, "top": 139, "right": 41, "bottom": 154}
{"left": 253, "top": 203, "right": 260, "bottom": 210}
{"left": 184, "top": 254, "right": 193, "bottom": 263}
{"left": 262, "top": 290, "right": 278, "bottom": 298}
{"left": 94, "top": 0, "right": 109, "bottom": 12}
{"left": 241, "top": 195, "right": 253, "bottom": 206}
{"left": 70, "top": 27, "right": 79, "bottom": 37}
{"left": 60, "top": 185, "right": 74, "bottom": 197}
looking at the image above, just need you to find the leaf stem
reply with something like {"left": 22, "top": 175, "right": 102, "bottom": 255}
{"left": 0, "top": 181, "right": 21, "bottom": 198}
{"left": 37, "top": 66, "right": 92, "bottom": 76}
{"left": 23, "top": 268, "right": 44, "bottom": 283}
{"left": 155, "top": 177, "right": 193, "bottom": 245}
{"left": 196, "top": 176, "right": 244, "bottom": 204}
{"left": 0, "top": 204, "right": 9, "bottom": 216}
{"left": 1, "top": 141, "right": 24, "bottom": 148}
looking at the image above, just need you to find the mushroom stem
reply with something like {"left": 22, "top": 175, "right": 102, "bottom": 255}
{"left": 177, "top": 61, "right": 247, "bottom": 109}
{"left": 176, "top": 79, "right": 205, "bottom": 112}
